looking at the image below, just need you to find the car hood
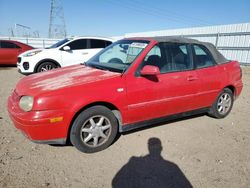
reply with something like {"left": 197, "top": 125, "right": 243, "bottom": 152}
{"left": 15, "top": 65, "right": 121, "bottom": 96}
{"left": 19, "top": 48, "right": 43, "bottom": 57}
{"left": 19, "top": 48, "right": 60, "bottom": 57}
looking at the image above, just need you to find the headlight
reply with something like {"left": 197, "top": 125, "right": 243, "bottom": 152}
{"left": 23, "top": 50, "right": 42, "bottom": 57}
{"left": 19, "top": 96, "right": 34, "bottom": 112}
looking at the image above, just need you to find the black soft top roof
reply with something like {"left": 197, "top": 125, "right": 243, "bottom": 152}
{"left": 127, "top": 36, "right": 228, "bottom": 64}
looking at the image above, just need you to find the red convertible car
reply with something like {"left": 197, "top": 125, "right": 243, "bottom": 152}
{"left": 0, "top": 40, "right": 33, "bottom": 65}
{"left": 8, "top": 37, "right": 243, "bottom": 153}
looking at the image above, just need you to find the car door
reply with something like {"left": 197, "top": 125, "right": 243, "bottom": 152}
{"left": 60, "top": 39, "right": 89, "bottom": 66}
{"left": 0, "top": 41, "right": 21, "bottom": 65}
{"left": 125, "top": 43, "right": 201, "bottom": 124}
{"left": 191, "top": 44, "right": 222, "bottom": 108}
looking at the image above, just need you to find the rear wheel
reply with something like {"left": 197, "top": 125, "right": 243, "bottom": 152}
{"left": 70, "top": 106, "right": 118, "bottom": 153}
{"left": 209, "top": 88, "right": 234, "bottom": 119}
{"left": 37, "top": 62, "right": 57, "bottom": 72}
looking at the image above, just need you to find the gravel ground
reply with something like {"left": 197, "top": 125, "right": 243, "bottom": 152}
{"left": 0, "top": 66, "right": 250, "bottom": 188}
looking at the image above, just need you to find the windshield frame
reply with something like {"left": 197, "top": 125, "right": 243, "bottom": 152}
{"left": 85, "top": 39, "right": 150, "bottom": 73}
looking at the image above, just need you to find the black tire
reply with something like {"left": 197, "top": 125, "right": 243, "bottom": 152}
{"left": 209, "top": 88, "right": 234, "bottom": 119}
{"left": 37, "top": 62, "right": 57, "bottom": 72}
{"left": 70, "top": 106, "right": 118, "bottom": 153}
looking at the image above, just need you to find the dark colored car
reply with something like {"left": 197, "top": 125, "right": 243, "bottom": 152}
{"left": 0, "top": 40, "right": 33, "bottom": 65}
{"left": 8, "top": 37, "right": 243, "bottom": 153}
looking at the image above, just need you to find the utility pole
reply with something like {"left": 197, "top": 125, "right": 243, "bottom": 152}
{"left": 8, "top": 28, "right": 15, "bottom": 37}
{"left": 48, "top": 0, "right": 67, "bottom": 38}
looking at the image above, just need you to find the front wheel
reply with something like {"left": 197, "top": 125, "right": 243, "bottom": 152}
{"left": 209, "top": 88, "right": 234, "bottom": 119}
{"left": 70, "top": 106, "right": 118, "bottom": 153}
{"left": 37, "top": 62, "right": 58, "bottom": 72}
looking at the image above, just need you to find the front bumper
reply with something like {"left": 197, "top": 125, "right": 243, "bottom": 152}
{"left": 17, "top": 56, "right": 36, "bottom": 74}
{"left": 7, "top": 93, "right": 70, "bottom": 144}
{"left": 17, "top": 68, "right": 33, "bottom": 75}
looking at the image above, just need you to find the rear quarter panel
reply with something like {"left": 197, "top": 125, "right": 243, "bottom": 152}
{"left": 191, "top": 61, "right": 242, "bottom": 109}
{"left": 223, "top": 61, "right": 243, "bottom": 97}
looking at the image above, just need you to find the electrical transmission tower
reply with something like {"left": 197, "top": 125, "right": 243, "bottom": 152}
{"left": 48, "top": 0, "right": 67, "bottom": 38}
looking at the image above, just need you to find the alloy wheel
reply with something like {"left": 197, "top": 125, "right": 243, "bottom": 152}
{"left": 217, "top": 93, "right": 232, "bottom": 115}
{"left": 40, "top": 64, "right": 55, "bottom": 71}
{"left": 80, "top": 115, "right": 112, "bottom": 148}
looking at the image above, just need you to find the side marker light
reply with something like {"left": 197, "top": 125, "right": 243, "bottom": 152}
{"left": 50, "top": 117, "right": 63, "bottom": 123}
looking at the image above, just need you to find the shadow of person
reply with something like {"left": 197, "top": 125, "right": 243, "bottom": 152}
{"left": 112, "top": 137, "right": 193, "bottom": 188}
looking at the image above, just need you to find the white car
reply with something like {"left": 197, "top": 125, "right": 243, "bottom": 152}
{"left": 17, "top": 36, "right": 114, "bottom": 74}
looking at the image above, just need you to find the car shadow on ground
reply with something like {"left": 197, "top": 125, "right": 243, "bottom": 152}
{"left": 49, "top": 113, "right": 206, "bottom": 149}
{"left": 0, "top": 65, "right": 16, "bottom": 68}
{"left": 112, "top": 137, "right": 193, "bottom": 188}
{"left": 122, "top": 113, "right": 206, "bottom": 135}
{"left": 0, "top": 65, "right": 17, "bottom": 71}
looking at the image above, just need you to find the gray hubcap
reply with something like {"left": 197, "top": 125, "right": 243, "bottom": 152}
{"left": 217, "top": 93, "right": 232, "bottom": 115}
{"left": 80, "top": 115, "right": 111, "bottom": 148}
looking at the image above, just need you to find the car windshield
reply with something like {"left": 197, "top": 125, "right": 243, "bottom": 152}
{"left": 47, "top": 38, "right": 70, "bottom": 49}
{"left": 86, "top": 40, "right": 149, "bottom": 73}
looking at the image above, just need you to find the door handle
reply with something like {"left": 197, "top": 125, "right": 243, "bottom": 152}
{"left": 82, "top": 52, "right": 89, "bottom": 55}
{"left": 187, "top": 76, "right": 198, "bottom": 81}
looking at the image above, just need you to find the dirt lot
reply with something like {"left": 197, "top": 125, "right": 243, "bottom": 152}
{"left": 0, "top": 67, "right": 250, "bottom": 188}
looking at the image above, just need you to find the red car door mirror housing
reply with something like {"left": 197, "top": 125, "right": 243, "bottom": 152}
{"left": 140, "top": 65, "right": 160, "bottom": 76}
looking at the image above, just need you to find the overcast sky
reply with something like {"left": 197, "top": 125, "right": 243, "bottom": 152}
{"left": 0, "top": 0, "right": 250, "bottom": 37}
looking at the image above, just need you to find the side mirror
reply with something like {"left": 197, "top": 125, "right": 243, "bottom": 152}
{"left": 140, "top": 65, "right": 160, "bottom": 76}
{"left": 63, "top": 46, "right": 71, "bottom": 51}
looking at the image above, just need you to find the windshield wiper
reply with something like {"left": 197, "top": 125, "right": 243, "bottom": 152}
{"left": 87, "top": 64, "right": 109, "bottom": 71}
{"left": 121, "top": 67, "right": 127, "bottom": 74}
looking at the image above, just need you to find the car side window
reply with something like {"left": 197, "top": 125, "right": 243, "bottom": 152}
{"left": 90, "top": 39, "right": 112, "bottom": 49}
{"left": 67, "top": 39, "right": 87, "bottom": 50}
{"left": 0, "top": 41, "right": 20, "bottom": 49}
{"left": 139, "top": 43, "right": 193, "bottom": 75}
{"left": 144, "top": 45, "right": 161, "bottom": 60}
{"left": 161, "top": 43, "right": 192, "bottom": 72}
{"left": 139, "top": 45, "right": 165, "bottom": 72}
{"left": 152, "top": 42, "right": 193, "bottom": 73}
{"left": 193, "top": 45, "right": 215, "bottom": 68}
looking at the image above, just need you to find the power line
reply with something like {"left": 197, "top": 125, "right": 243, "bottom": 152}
{"left": 15, "top": 23, "right": 31, "bottom": 37}
{"left": 130, "top": 0, "right": 213, "bottom": 26}
{"left": 106, "top": 0, "right": 192, "bottom": 26}
{"left": 107, "top": 0, "right": 213, "bottom": 27}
